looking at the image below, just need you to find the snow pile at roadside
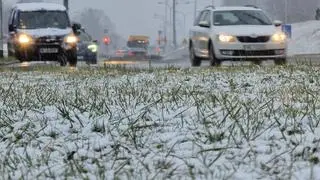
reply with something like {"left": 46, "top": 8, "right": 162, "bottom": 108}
{"left": 288, "top": 20, "right": 320, "bottom": 55}
{"left": 1, "top": 66, "right": 320, "bottom": 179}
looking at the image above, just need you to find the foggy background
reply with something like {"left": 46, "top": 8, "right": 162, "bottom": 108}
{"left": 2, "top": 0, "right": 320, "bottom": 51}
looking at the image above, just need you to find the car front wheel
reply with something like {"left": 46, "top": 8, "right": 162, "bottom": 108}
{"left": 189, "top": 44, "right": 201, "bottom": 67}
{"left": 209, "top": 43, "right": 221, "bottom": 67}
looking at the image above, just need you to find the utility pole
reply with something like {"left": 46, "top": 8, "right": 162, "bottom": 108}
{"left": 164, "top": 0, "right": 168, "bottom": 51}
{"left": 284, "top": 0, "right": 288, "bottom": 24}
{"left": 194, "top": 0, "right": 197, "bottom": 22}
{"left": 172, "top": 0, "right": 177, "bottom": 48}
{"left": 63, "top": 0, "right": 69, "bottom": 11}
{"left": 0, "top": 0, "right": 3, "bottom": 58}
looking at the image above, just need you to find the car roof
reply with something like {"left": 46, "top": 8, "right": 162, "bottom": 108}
{"left": 206, "top": 6, "right": 262, "bottom": 11}
{"left": 13, "top": 2, "right": 66, "bottom": 12}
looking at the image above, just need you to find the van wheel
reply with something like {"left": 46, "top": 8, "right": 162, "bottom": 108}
{"left": 68, "top": 50, "right": 77, "bottom": 67}
{"left": 189, "top": 44, "right": 201, "bottom": 66}
{"left": 58, "top": 53, "right": 67, "bottom": 66}
{"left": 274, "top": 58, "right": 287, "bottom": 65}
{"left": 69, "top": 57, "right": 77, "bottom": 67}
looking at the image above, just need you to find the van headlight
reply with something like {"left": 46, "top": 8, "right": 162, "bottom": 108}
{"left": 271, "top": 32, "right": 286, "bottom": 42}
{"left": 18, "top": 33, "right": 33, "bottom": 44}
{"left": 64, "top": 34, "right": 78, "bottom": 44}
{"left": 218, "top": 34, "right": 236, "bottom": 42}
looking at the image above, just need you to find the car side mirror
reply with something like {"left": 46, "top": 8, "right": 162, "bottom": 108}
{"left": 72, "top": 23, "right": 82, "bottom": 34}
{"left": 273, "top": 20, "right": 282, "bottom": 27}
{"left": 9, "top": 24, "right": 16, "bottom": 32}
{"left": 198, "top": 21, "right": 210, "bottom": 28}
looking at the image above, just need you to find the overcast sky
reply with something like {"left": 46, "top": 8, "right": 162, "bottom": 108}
{"left": 63, "top": 0, "right": 222, "bottom": 42}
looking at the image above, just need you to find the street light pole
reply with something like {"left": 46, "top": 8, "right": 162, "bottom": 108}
{"left": 164, "top": 0, "right": 168, "bottom": 39}
{"left": 284, "top": 0, "right": 288, "bottom": 24}
{"left": 0, "top": 0, "right": 3, "bottom": 58}
{"left": 173, "top": 0, "right": 177, "bottom": 48}
{"left": 194, "top": 0, "right": 197, "bottom": 22}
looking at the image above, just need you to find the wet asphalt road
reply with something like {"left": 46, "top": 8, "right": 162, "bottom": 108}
{"left": 1, "top": 54, "right": 320, "bottom": 69}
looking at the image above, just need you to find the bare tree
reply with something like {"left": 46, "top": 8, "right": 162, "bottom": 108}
{"left": 72, "top": 8, "right": 126, "bottom": 53}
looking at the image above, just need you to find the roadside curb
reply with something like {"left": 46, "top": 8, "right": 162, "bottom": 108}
{"left": 0, "top": 60, "right": 20, "bottom": 66}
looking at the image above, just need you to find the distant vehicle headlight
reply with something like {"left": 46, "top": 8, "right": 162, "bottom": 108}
{"left": 271, "top": 32, "right": 286, "bottom": 42}
{"left": 18, "top": 33, "right": 32, "bottom": 44}
{"left": 218, "top": 34, "right": 236, "bottom": 42}
{"left": 64, "top": 34, "right": 78, "bottom": 44}
{"left": 88, "top": 44, "right": 98, "bottom": 52}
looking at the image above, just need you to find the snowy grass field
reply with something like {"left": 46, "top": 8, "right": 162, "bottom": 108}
{"left": 1, "top": 64, "right": 320, "bottom": 180}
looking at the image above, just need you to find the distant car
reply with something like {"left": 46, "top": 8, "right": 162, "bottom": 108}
{"left": 114, "top": 46, "right": 130, "bottom": 59}
{"left": 189, "top": 5, "right": 287, "bottom": 66}
{"left": 114, "top": 46, "right": 147, "bottom": 60}
{"left": 7, "top": 2, "right": 80, "bottom": 66}
{"left": 76, "top": 28, "right": 98, "bottom": 64}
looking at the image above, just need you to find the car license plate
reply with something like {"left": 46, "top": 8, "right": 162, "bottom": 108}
{"left": 40, "top": 48, "right": 58, "bottom": 53}
{"left": 243, "top": 44, "right": 266, "bottom": 50}
{"left": 77, "top": 56, "right": 84, "bottom": 60}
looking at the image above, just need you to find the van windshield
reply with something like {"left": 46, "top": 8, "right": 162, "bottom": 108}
{"left": 18, "top": 11, "right": 70, "bottom": 29}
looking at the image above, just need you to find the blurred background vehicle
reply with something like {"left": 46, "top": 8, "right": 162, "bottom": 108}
{"left": 126, "top": 35, "right": 149, "bottom": 59}
{"left": 114, "top": 46, "right": 130, "bottom": 59}
{"left": 7, "top": 2, "right": 79, "bottom": 66}
{"left": 76, "top": 28, "right": 98, "bottom": 64}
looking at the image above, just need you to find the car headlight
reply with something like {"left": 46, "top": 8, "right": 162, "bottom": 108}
{"left": 18, "top": 33, "right": 33, "bottom": 44}
{"left": 218, "top": 34, "right": 236, "bottom": 42}
{"left": 64, "top": 34, "right": 78, "bottom": 44}
{"left": 88, "top": 44, "right": 98, "bottom": 53}
{"left": 271, "top": 32, "right": 286, "bottom": 42}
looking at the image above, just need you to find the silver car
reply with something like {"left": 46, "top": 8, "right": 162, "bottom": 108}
{"left": 189, "top": 5, "right": 287, "bottom": 66}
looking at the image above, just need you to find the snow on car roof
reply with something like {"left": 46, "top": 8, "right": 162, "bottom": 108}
{"left": 210, "top": 6, "right": 262, "bottom": 11}
{"left": 13, "top": 3, "right": 66, "bottom": 12}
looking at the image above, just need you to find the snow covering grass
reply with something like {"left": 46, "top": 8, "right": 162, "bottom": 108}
{"left": 1, "top": 64, "right": 320, "bottom": 179}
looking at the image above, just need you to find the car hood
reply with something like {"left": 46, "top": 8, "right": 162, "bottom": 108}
{"left": 17, "top": 28, "right": 73, "bottom": 38}
{"left": 213, "top": 25, "right": 280, "bottom": 36}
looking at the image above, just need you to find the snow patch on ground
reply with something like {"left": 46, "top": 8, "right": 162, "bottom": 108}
{"left": 288, "top": 20, "right": 320, "bottom": 55}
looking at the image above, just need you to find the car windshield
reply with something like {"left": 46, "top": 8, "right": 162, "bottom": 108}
{"left": 127, "top": 40, "right": 149, "bottom": 48}
{"left": 213, "top": 10, "right": 272, "bottom": 26}
{"left": 18, "top": 11, "right": 70, "bottom": 29}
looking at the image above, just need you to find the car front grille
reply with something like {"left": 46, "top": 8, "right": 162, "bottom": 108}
{"left": 35, "top": 36, "right": 63, "bottom": 44}
{"left": 237, "top": 36, "right": 270, "bottom": 43}
{"left": 232, "top": 50, "right": 276, "bottom": 56}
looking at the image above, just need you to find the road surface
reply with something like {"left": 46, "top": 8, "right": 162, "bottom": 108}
{"left": 1, "top": 54, "right": 320, "bottom": 69}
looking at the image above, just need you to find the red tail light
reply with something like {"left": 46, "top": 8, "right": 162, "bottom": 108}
{"left": 128, "top": 51, "right": 135, "bottom": 56}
